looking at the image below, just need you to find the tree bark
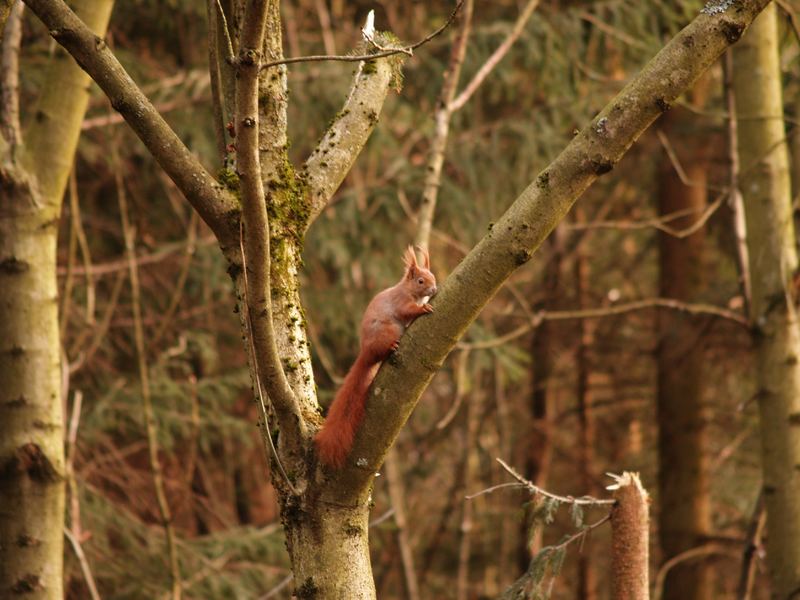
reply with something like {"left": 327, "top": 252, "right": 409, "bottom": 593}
{"left": 0, "top": 1, "right": 114, "bottom": 598}
{"left": 656, "top": 87, "right": 713, "bottom": 600}
{"left": 283, "top": 501, "right": 376, "bottom": 598}
{"left": 574, "top": 227, "right": 598, "bottom": 600}
{"left": 733, "top": 5, "right": 800, "bottom": 597}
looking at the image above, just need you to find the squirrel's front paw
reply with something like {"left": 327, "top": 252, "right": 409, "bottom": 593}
{"left": 422, "top": 303, "right": 434, "bottom": 313}
{"left": 390, "top": 340, "right": 400, "bottom": 352}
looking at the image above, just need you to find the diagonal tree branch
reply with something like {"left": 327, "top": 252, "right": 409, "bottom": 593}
{"left": 320, "top": 0, "right": 772, "bottom": 505}
{"left": 22, "top": 0, "right": 241, "bottom": 248}
{"left": 236, "top": 0, "right": 305, "bottom": 451}
{"left": 302, "top": 48, "right": 404, "bottom": 230}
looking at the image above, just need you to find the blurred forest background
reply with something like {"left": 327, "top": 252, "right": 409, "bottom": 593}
{"left": 9, "top": 0, "right": 798, "bottom": 597}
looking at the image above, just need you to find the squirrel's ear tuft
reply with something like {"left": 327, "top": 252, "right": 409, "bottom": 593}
{"left": 403, "top": 245, "right": 417, "bottom": 267}
{"left": 403, "top": 246, "right": 418, "bottom": 278}
{"left": 415, "top": 245, "right": 430, "bottom": 269}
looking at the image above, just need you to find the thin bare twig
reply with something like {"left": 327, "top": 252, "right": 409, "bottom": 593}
{"left": 115, "top": 150, "right": 182, "bottom": 599}
{"left": 724, "top": 49, "right": 752, "bottom": 317}
{"left": 456, "top": 296, "right": 748, "bottom": 351}
{"left": 566, "top": 192, "right": 725, "bottom": 238}
{"left": 214, "top": 0, "right": 234, "bottom": 62}
{"left": 258, "top": 574, "right": 293, "bottom": 600}
{"left": 152, "top": 212, "right": 198, "bottom": 347}
{"left": 552, "top": 513, "right": 611, "bottom": 552}
{"left": 367, "top": 508, "right": 395, "bottom": 528}
{"left": 314, "top": 0, "right": 336, "bottom": 55}
{"left": 654, "top": 544, "right": 738, "bottom": 600}
{"left": 656, "top": 130, "right": 725, "bottom": 192}
{"left": 57, "top": 236, "right": 217, "bottom": 277}
{"left": 260, "top": 1, "right": 464, "bottom": 70}
{"left": 465, "top": 481, "right": 526, "bottom": 500}
{"left": 496, "top": 458, "right": 616, "bottom": 506}
{"left": 65, "top": 389, "right": 85, "bottom": 545}
{"left": 61, "top": 181, "right": 78, "bottom": 340}
{"left": 69, "top": 169, "right": 96, "bottom": 324}
{"left": 304, "top": 315, "right": 343, "bottom": 385}
{"left": 415, "top": 0, "right": 474, "bottom": 249}
{"left": 536, "top": 296, "right": 748, "bottom": 326}
{"left": 70, "top": 270, "right": 126, "bottom": 373}
{"left": 64, "top": 528, "right": 102, "bottom": 600}
{"left": 576, "top": 10, "right": 648, "bottom": 50}
{"left": 82, "top": 94, "right": 211, "bottom": 130}
{"left": 435, "top": 348, "right": 470, "bottom": 429}
{"left": 449, "top": 0, "right": 540, "bottom": 112}
{"left": 182, "top": 373, "right": 200, "bottom": 492}
{"left": 392, "top": 9, "right": 474, "bottom": 592}
{"left": 65, "top": 390, "right": 84, "bottom": 537}
{"left": 206, "top": 0, "right": 227, "bottom": 160}
{"left": 64, "top": 395, "right": 102, "bottom": 600}
{"left": 737, "top": 492, "right": 766, "bottom": 600}
{"left": 385, "top": 451, "right": 421, "bottom": 600}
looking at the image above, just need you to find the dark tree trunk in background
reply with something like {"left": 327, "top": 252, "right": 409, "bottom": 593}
{"left": 656, "top": 80, "right": 713, "bottom": 600}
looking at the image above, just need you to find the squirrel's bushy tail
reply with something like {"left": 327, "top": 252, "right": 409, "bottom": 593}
{"left": 315, "top": 354, "right": 380, "bottom": 468}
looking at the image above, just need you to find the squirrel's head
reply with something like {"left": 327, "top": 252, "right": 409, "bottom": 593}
{"left": 403, "top": 246, "right": 437, "bottom": 300}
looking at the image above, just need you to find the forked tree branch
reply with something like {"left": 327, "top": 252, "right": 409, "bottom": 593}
{"left": 22, "top": 0, "right": 241, "bottom": 248}
{"left": 320, "top": 0, "right": 773, "bottom": 505}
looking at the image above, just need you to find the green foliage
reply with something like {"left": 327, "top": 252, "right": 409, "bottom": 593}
{"left": 503, "top": 545, "right": 567, "bottom": 600}
{"left": 71, "top": 487, "right": 289, "bottom": 599}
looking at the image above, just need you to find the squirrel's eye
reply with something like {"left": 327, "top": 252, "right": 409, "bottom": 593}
{"left": 418, "top": 278, "right": 424, "bottom": 284}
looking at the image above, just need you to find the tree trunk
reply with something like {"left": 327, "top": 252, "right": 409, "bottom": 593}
{"left": 574, "top": 230, "right": 598, "bottom": 600}
{"left": 656, "top": 87, "right": 713, "bottom": 600}
{"left": 733, "top": 5, "right": 800, "bottom": 597}
{"left": 518, "top": 234, "right": 560, "bottom": 571}
{"left": 0, "top": 170, "right": 65, "bottom": 599}
{"left": 457, "top": 388, "right": 482, "bottom": 600}
{"left": 282, "top": 502, "right": 376, "bottom": 598}
{"left": 610, "top": 473, "right": 650, "bottom": 600}
{"left": 0, "top": 2, "right": 113, "bottom": 598}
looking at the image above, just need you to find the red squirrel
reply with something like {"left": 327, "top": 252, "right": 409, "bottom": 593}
{"left": 315, "top": 246, "right": 438, "bottom": 469}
